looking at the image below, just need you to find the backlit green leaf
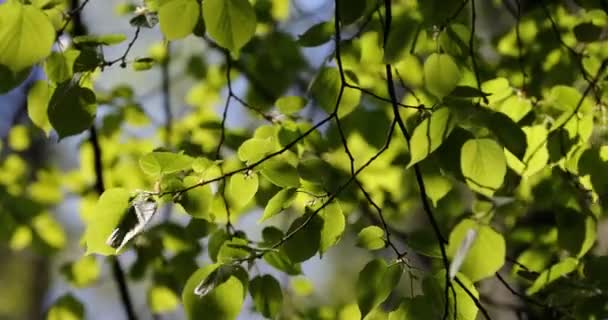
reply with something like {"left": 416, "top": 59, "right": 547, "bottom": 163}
{"left": 159, "top": 0, "right": 199, "bottom": 40}
{"left": 526, "top": 258, "right": 579, "bottom": 295}
{"left": 357, "top": 259, "right": 403, "bottom": 318}
{"left": 461, "top": 138, "right": 507, "bottom": 197}
{"left": 226, "top": 172, "right": 259, "bottom": 209}
{"left": 47, "top": 294, "right": 84, "bottom": 320}
{"left": 73, "top": 34, "right": 127, "bottom": 46}
{"left": 148, "top": 285, "right": 180, "bottom": 314}
{"left": 424, "top": 53, "right": 461, "bottom": 99}
{"left": 408, "top": 108, "right": 456, "bottom": 167}
{"left": 84, "top": 188, "right": 131, "bottom": 255}
{"left": 45, "top": 50, "right": 80, "bottom": 83}
{"left": 260, "top": 158, "right": 300, "bottom": 188}
{"left": 203, "top": 0, "right": 257, "bottom": 55}
{"left": 310, "top": 67, "right": 361, "bottom": 117}
{"left": 260, "top": 188, "right": 297, "bottom": 222}
{"left": 357, "top": 226, "right": 385, "bottom": 250}
{"left": 139, "top": 151, "right": 194, "bottom": 176}
{"left": 447, "top": 219, "right": 506, "bottom": 282}
{"left": 0, "top": 1, "right": 55, "bottom": 72}
{"left": 182, "top": 263, "right": 248, "bottom": 320}
{"left": 178, "top": 176, "right": 213, "bottom": 220}
{"left": 27, "top": 81, "right": 54, "bottom": 135}
{"left": 318, "top": 200, "right": 345, "bottom": 254}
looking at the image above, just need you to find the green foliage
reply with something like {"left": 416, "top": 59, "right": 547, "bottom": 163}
{"left": 4, "top": 1, "right": 608, "bottom": 319}
{"left": 46, "top": 294, "right": 85, "bottom": 320}
{"left": 182, "top": 263, "right": 248, "bottom": 320}
{"left": 203, "top": 0, "right": 256, "bottom": 55}
{"left": 357, "top": 226, "right": 385, "bottom": 250}
{"left": 158, "top": 0, "right": 200, "bottom": 40}
{"left": 0, "top": 0, "right": 55, "bottom": 72}
{"left": 447, "top": 219, "right": 506, "bottom": 282}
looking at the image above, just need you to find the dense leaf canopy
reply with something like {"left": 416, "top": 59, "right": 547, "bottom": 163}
{"left": 2, "top": 0, "right": 608, "bottom": 319}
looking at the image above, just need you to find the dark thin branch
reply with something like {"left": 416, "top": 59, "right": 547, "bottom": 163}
{"left": 67, "top": 1, "right": 137, "bottom": 318}
{"left": 455, "top": 276, "right": 493, "bottom": 320}
{"left": 159, "top": 114, "right": 334, "bottom": 197}
{"left": 57, "top": 0, "right": 90, "bottom": 35}
{"left": 103, "top": 27, "right": 142, "bottom": 68}
{"left": 89, "top": 128, "right": 138, "bottom": 320}
{"left": 161, "top": 43, "right": 172, "bottom": 147}
{"left": 333, "top": 0, "right": 404, "bottom": 260}
{"left": 382, "top": 1, "right": 453, "bottom": 319}
{"left": 345, "top": 83, "right": 429, "bottom": 110}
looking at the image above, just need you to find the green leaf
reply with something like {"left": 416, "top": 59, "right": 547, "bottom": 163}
{"left": 178, "top": 176, "right": 213, "bottom": 220}
{"left": 460, "top": 138, "right": 507, "bottom": 197}
{"left": 8, "top": 124, "right": 30, "bottom": 151}
{"left": 139, "top": 151, "right": 194, "bottom": 176}
{"left": 447, "top": 219, "right": 506, "bottom": 282}
{"left": 264, "top": 251, "right": 301, "bottom": 275}
{"left": 556, "top": 207, "right": 596, "bottom": 258}
{"left": 281, "top": 212, "right": 323, "bottom": 263}
{"left": 73, "top": 34, "right": 127, "bottom": 46}
{"left": 84, "top": 188, "right": 131, "bottom": 255}
{"left": 449, "top": 85, "right": 491, "bottom": 98}
{"left": 310, "top": 67, "right": 361, "bottom": 117}
{"left": 47, "top": 294, "right": 85, "bottom": 320}
{"left": 388, "top": 296, "right": 435, "bottom": 320}
{"left": 217, "top": 237, "right": 250, "bottom": 263}
{"left": 276, "top": 96, "right": 307, "bottom": 114}
{"left": 526, "top": 258, "right": 579, "bottom": 295}
{"left": 547, "top": 85, "right": 592, "bottom": 113}
{"left": 249, "top": 275, "right": 283, "bottom": 318}
{"left": 574, "top": 22, "right": 603, "bottom": 43}
{"left": 48, "top": 82, "right": 97, "bottom": 139}
{"left": 158, "top": 0, "right": 199, "bottom": 40}
{"left": 478, "top": 109, "right": 527, "bottom": 158}
{"left": 0, "top": 1, "right": 55, "bottom": 72}
{"left": 357, "top": 226, "right": 385, "bottom": 250}
{"left": 226, "top": 172, "right": 259, "bottom": 209}
{"left": 408, "top": 108, "right": 456, "bottom": 167}
{"left": 260, "top": 188, "right": 297, "bottom": 222}
{"left": 505, "top": 125, "right": 549, "bottom": 178}
{"left": 424, "top": 53, "right": 461, "bottom": 99}
{"left": 318, "top": 200, "right": 345, "bottom": 254}
{"left": 203, "top": 0, "right": 257, "bottom": 55}
{"left": 60, "top": 255, "right": 100, "bottom": 288}
{"left": 237, "top": 137, "right": 274, "bottom": 163}
{"left": 148, "top": 285, "right": 180, "bottom": 314}
{"left": 0, "top": 65, "right": 31, "bottom": 93}
{"left": 182, "top": 263, "right": 248, "bottom": 320}
{"left": 297, "top": 21, "right": 333, "bottom": 47}
{"left": 383, "top": 15, "right": 418, "bottom": 63}
{"left": 132, "top": 57, "right": 156, "bottom": 71}
{"left": 420, "top": 158, "right": 453, "bottom": 206}
{"left": 356, "top": 259, "right": 403, "bottom": 318}
{"left": 260, "top": 158, "right": 300, "bottom": 188}
{"left": 209, "top": 229, "right": 230, "bottom": 262}
{"left": 338, "top": 0, "right": 367, "bottom": 25}
{"left": 423, "top": 272, "right": 479, "bottom": 320}
{"left": 44, "top": 50, "right": 80, "bottom": 83}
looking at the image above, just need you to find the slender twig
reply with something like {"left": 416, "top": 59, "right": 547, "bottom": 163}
{"left": 382, "top": 1, "right": 453, "bottom": 319}
{"left": 161, "top": 43, "right": 172, "bottom": 147}
{"left": 455, "top": 276, "right": 493, "bottom": 320}
{"left": 103, "top": 27, "right": 142, "bottom": 68}
{"left": 67, "top": 1, "right": 137, "bottom": 318}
